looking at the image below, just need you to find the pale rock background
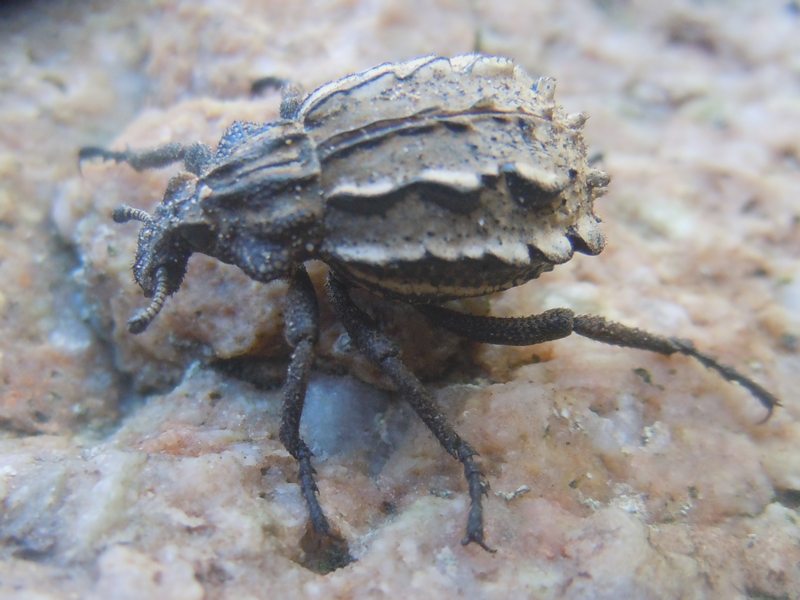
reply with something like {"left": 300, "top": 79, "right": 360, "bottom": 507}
{"left": 0, "top": 0, "right": 798, "bottom": 598}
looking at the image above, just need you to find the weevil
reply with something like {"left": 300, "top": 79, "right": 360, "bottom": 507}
{"left": 80, "top": 54, "right": 778, "bottom": 559}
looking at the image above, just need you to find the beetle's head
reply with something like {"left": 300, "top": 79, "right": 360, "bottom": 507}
{"left": 114, "top": 172, "right": 213, "bottom": 334}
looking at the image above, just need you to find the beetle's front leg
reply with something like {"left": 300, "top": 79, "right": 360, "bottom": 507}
{"left": 326, "top": 275, "right": 495, "bottom": 552}
{"left": 279, "top": 266, "right": 333, "bottom": 534}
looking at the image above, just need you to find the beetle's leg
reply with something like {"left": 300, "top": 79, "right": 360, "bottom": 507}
{"left": 279, "top": 266, "right": 352, "bottom": 570}
{"left": 279, "top": 266, "right": 330, "bottom": 534}
{"left": 417, "top": 305, "right": 575, "bottom": 346}
{"left": 327, "top": 275, "right": 495, "bottom": 552}
{"left": 417, "top": 305, "right": 779, "bottom": 421}
{"left": 571, "top": 315, "right": 780, "bottom": 421}
{"left": 78, "top": 141, "right": 212, "bottom": 175}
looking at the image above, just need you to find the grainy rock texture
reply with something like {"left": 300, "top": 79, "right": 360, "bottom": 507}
{"left": 1, "top": 1, "right": 798, "bottom": 599}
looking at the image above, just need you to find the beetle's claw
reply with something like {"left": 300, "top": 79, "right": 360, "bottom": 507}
{"left": 461, "top": 531, "right": 497, "bottom": 553}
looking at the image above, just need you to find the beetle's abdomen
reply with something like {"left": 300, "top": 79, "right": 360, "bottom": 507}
{"left": 329, "top": 255, "right": 556, "bottom": 302}
{"left": 301, "top": 55, "right": 607, "bottom": 300}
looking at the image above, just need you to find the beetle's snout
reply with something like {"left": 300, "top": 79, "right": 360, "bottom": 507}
{"left": 112, "top": 173, "right": 207, "bottom": 333}
{"left": 113, "top": 202, "right": 192, "bottom": 333}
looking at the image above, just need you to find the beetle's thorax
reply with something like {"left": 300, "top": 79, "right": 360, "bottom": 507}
{"left": 193, "top": 121, "right": 325, "bottom": 282}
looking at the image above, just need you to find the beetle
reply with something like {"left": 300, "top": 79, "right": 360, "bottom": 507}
{"left": 80, "top": 54, "right": 778, "bottom": 559}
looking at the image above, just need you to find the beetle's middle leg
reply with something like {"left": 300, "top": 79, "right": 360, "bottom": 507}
{"left": 416, "top": 305, "right": 779, "bottom": 421}
{"left": 326, "top": 274, "right": 495, "bottom": 552}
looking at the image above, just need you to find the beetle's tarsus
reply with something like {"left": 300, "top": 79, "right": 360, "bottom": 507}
{"left": 297, "top": 446, "right": 332, "bottom": 536}
{"left": 78, "top": 146, "right": 128, "bottom": 167}
{"left": 461, "top": 457, "right": 496, "bottom": 553}
{"left": 78, "top": 142, "right": 189, "bottom": 172}
{"left": 572, "top": 315, "right": 778, "bottom": 421}
{"left": 668, "top": 338, "right": 780, "bottom": 421}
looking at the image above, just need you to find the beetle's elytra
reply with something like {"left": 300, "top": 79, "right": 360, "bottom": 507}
{"left": 81, "top": 54, "right": 778, "bottom": 564}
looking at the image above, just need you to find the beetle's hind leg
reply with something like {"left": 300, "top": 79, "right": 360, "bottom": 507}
{"left": 571, "top": 315, "right": 780, "bottom": 421}
{"left": 78, "top": 141, "right": 212, "bottom": 175}
{"left": 279, "top": 266, "right": 352, "bottom": 570}
{"left": 417, "top": 305, "right": 779, "bottom": 422}
{"left": 326, "top": 275, "right": 495, "bottom": 552}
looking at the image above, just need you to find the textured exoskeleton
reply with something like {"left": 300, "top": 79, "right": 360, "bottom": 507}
{"left": 118, "top": 55, "right": 608, "bottom": 314}
{"left": 81, "top": 55, "right": 777, "bottom": 566}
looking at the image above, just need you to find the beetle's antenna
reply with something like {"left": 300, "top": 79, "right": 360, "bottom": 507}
{"left": 113, "top": 205, "right": 153, "bottom": 225}
{"left": 127, "top": 268, "right": 169, "bottom": 334}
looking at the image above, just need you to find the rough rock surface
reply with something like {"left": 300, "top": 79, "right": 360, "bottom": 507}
{"left": 1, "top": 1, "right": 798, "bottom": 598}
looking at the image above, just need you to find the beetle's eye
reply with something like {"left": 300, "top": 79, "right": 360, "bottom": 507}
{"left": 179, "top": 223, "right": 213, "bottom": 250}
